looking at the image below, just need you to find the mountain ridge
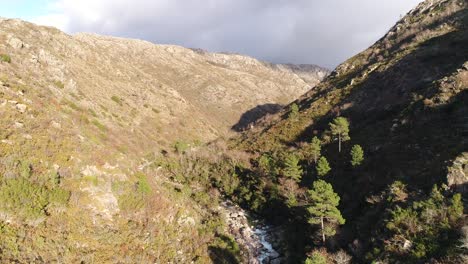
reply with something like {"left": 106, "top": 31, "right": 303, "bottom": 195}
{"left": 0, "top": 17, "right": 329, "bottom": 149}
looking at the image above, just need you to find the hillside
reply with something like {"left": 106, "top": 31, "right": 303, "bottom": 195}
{"left": 0, "top": 17, "right": 330, "bottom": 263}
{"left": 229, "top": 0, "right": 467, "bottom": 262}
{"left": 0, "top": 18, "right": 329, "bottom": 150}
{"left": 0, "top": 0, "right": 466, "bottom": 263}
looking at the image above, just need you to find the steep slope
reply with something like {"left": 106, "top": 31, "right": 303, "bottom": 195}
{"left": 231, "top": 0, "right": 467, "bottom": 262}
{"left": 239, "top": 0, "right": 467, "bottom": 187}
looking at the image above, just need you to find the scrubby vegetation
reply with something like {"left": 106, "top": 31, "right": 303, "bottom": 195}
{"left": 368, "top": 185, "right": 464, "bottom": 262}
{"left": 0, "top": 177, "right": 69, "bottom": 221}
{"left": 0, "top": 53, "right": 11, "bottom": 63}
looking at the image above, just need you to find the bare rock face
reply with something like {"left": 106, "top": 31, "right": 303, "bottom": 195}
{"left": 447, "top": 153, "right": 468, "bottom": 193}
{"left": 276, "top": 63, "right": 330, "bottom": 87}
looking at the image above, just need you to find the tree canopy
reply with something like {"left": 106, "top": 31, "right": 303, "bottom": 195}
{"left": 282, "top": 153, "right": 303, "bottom": 182}
{"left": 307, "top": 180, "right": 345, "bottom": 243}
{"left": 350, "top": 144, "right": 364, "bottom": 167}
{"left": 329, "top": 117, "right": 350, "bottom": 152}
{"left": 316, "top": 156, "right": 331, "bottom": 177}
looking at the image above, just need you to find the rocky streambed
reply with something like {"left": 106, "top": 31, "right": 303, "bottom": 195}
{"left": 220, "top": 201, "right": 282, "bottom": 263}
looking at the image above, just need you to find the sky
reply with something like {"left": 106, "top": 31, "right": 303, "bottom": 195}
{"left": 2, "top": 0, "right": 424, "bottom": 69}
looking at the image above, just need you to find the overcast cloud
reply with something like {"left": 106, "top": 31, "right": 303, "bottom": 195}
{"left": 34, "top": 0, "right": 424, "bottom": 69}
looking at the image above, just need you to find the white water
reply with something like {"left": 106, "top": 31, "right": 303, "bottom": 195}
{"left": 220, "top": 201, "right": 281, "bottom": 263}
{"left": 254, "top": 225, "right": 280, "bottom": 263}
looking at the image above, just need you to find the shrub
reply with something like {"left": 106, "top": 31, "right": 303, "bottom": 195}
{"left": 49, "top": 188, "right": 71, "bottom": 205}
{"left": 174, "top": 141, "right": 189, "bottom": 154}
{"left": 136, "top": 173, "right": 152, "bottom": 194}
{"left": 289, "top": 103, "right": 299, "bottom": 119}
{"left": 18, "top": 161, "right": 32, "bottom": 178}
{"left": 305, "top": 251, "right": 327, "bottom": 264}
{"left": 209, "top": 235, "right": 242, "bottom": 264}
{"left": 117, "top": 174, "right": 152, "bottom": 211}
{"left": 382, "top": 185, "right": 464, "bottom": 261}
{"left": 54, "top": 80, "right": 65, "bottom": 89}
{"left": 111, "top": 95, "right": 123, "bottom": 106}
{"left": 350, "top": 144, "right": 364, "bottom": 167}
{"left": 118, "top": 192, "right": 146, "bottom": 211}
{"left": 258, "top": 154, "right": 274, "bottom": 177}
{"left": 0, "top": 222, "right": 18, "bottom": 257}
{"left": 0, "top": 177, "right": 69, "bottom": 220}
{"left": 92, "top": 119, "right": 107, "bottom": 132}
{"left": 0, "top": 54, "right": 11, "bottom": 63}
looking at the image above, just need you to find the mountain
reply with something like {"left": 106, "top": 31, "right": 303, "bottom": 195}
{"left": 0, "top": 0, "right": 466, "bottom": 263}
{"left": 0, "top": 18, "right": 330, "bottom": 262}
{"left": 231, "top": 0, "right": 467, "bottom": 262}
{"left": 0, "top": 18, "right": 329, "bottom": 148}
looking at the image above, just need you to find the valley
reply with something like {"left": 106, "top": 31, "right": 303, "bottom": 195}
{"left": 0, "top": 0, "right": 467, "bottom": 263}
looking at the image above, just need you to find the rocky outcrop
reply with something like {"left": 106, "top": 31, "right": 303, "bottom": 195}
{"left": 447, "top": 153, "right": 468, "bottom": 193}
{"left": 220, "top": 201, "right": 282, "bottom": 264}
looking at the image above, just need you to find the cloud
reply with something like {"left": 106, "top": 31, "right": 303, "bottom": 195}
{"left": 33, "top": 0, "right": 423, "bottom": 68}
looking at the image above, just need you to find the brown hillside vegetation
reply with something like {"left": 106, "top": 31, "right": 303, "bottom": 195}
{"left": 0, "top": 17, "right": 329, "bottom": 263}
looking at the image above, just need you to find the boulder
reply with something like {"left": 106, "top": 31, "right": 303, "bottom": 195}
{"left": 15, "top": 103, "right": 27, "bottom": 113}
{"left": 447, "top": 153, "right": 468, "bottom": 193}
{"left": 7, "top": 36, "right": 24, "bottom": 49}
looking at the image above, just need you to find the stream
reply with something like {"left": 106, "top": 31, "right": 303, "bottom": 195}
{"left": 220, "top": 201, "right": 282, "bottom": 264}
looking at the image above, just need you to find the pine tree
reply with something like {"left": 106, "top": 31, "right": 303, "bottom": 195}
{"left": 350, "top": 144, "right": 364, "bottom": 167}
{"left": 282, "top": 153, "right": 303, "bottom": 182}
{"left": 316, "top": 156, "right": 331, "bottom": 177}
{"left": 307, "top": 136, "right": 322, "bottom": 164}
{"left": 258, "top": 154, "right": 273, "bottom": 177}
{"left": 305, "top": 252, "right": 327, "bottom": 264}
{"left": 329, "top": 117, "right": 350, "bottom": 152}
{"left": 307, "top": 180, "right": 345, "bottom": 244}
{"left": 289, "top": 103, "right": 299, "bottom": 119}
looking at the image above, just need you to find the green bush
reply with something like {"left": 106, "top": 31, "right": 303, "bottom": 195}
{"left": 0, "top": 54, "right": 11, "bottom": 63}
{"left": 0, "top": 178, "right": 49, "bottom": 219}
{"left": 18, "top": 161, "right": 32, "bottom": 178}
{"left": 0, "top": 222, "right": 18, "bottom": 257}
{"left": 118, "top": 192, "right": 146, "bottom": 211}
{"left": 111, "top": 95, "right": 123, "bottom": 106}
{"left": 49, "top": 188, "right": 71, "bottom": 205}
{"left": 209, "top": 235, "right": 242, "bottom": 264}
{"left": 174, "top": 141, "right": 189, "bottom": 154}
{"left": 54, "top": 80, "right": 65, "bottom": 89}
{"left": 92, "top": 119, "right": 107, "bottom": 132}
{"left": 0, "top": 177, "right": 69, "bottom": 220}
{"left": 289, "top": 103, "right": 299, "bottom": 119}
{"left": 305, "top": 251, "right": 327, "bottom": 264}
{"left": 382, "top": 185, "right": 464, "bottom": 261}
{"left": 117, "top": 174, "right": 152, "bottom": 211}
{"left": 136, "top": 173, "right": 152, "bottom": 194}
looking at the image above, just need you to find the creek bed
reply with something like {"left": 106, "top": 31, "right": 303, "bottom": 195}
{"left": 220, "top": 201, "right": 281, "bottom": 263}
